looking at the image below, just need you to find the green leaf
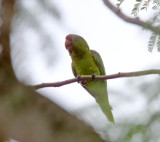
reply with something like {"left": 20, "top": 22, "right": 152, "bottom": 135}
{"left": 116, "top": 0, "right": 125, "bottom": 7}
{"left": 131, "top": 2, "right": 141, "bottom": 16}
{"left": 157, "top": 35, "right": 160, "bottom": 51}
{"left": 140, "top": 0, "right": 150, "bottom": 10}
{"left": 148, "top": 32, "right": 157, "bottom": 52}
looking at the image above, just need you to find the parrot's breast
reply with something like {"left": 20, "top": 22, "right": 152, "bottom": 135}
{"left": 72, "top": 53, "right": 100, "bottom": 76}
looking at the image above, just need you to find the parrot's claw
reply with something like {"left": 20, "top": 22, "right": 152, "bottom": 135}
{"left": 76, "top": 75, "right": 81, "bottom": 83}
{"left": 92, "top": 73, "right": 96, "bottom": 80}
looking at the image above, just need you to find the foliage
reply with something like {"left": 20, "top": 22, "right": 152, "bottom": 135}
{"left": 116, "top": 0, "right": 125, "bottom": 7}
{"left": 116, "top": 0, "right": 160, "bottom": 52}
{"left": 113, "top": 1, "right": 160, "bottom": 141}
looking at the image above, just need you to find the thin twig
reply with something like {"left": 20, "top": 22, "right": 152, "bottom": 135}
{"left": 31, "top": 69, "right": 160, "bottom": 90}
{"left": 102, "top": 0, "right": 160, "bottom": 34}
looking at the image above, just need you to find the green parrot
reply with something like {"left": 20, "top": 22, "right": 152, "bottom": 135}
{"left": 65, "top": 34, "right": 114, "bottom": 123}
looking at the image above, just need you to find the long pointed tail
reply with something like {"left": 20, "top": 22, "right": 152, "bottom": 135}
{"left": 86, "top": 81, "right": 114, "bottom": 123}
{"left": 96, "top": 94, "right": 114, "bottom": 123}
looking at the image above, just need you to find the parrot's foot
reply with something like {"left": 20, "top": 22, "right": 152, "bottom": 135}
{"left": 76, "top": 75, "right": 86, "bottom": 86}
{"left": 81, "top": 80, "right": 86, "bottom": 86}
{"left": 76, "top": 75, "right": 81, "bottom": 83}
{"left": 92, "top": 73, "right": 96, "bottom": 80}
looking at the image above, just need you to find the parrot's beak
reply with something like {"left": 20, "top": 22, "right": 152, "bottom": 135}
{"left": 65, "top": 34, "right": 72, "bottom": 53}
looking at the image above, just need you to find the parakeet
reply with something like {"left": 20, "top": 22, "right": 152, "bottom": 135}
{"left": 65, "top": 34, "right": 114, "bottom": 123}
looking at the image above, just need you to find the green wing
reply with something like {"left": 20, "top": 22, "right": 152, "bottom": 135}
{"left": 71, "top": 62, "right": 77, "bottom": 77}
{"left": 91, "top": 50, "right": 114, "bottom": 122}
{"left": 91, "top": 50, "right": 106, "bottom": 75}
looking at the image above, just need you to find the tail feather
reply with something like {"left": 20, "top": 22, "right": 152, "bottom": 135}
{"left": 86, "top": 81, "right": 114, "bottom": 123}
{"left": 96, "top": 95, "right": 114, "bottom": 123}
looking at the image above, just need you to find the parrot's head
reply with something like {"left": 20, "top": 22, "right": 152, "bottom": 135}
{"left": 65, "top": 34, "right": 89, "bottom": 55}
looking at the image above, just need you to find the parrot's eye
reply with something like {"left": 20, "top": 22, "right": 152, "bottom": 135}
{"left": 74, "top": 37, "right": 78, "bottom": 41}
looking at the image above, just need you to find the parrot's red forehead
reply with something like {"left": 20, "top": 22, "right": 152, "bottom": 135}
{"left": 65, "top": 34, "right": 73, "bottom": 52}
{"left": 66, "top": 34, "right": 72, "bottom": 41}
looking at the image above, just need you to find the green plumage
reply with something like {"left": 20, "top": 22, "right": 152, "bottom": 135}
{"left": 65, "top": 34, "right": 114, "bottom": 123}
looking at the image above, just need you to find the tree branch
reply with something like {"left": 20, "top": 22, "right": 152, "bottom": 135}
{"left": 32, "top": 69, "right": 160, "bottom": 90}
{"left": 102, "top": 0, "right": 160, "bottom": 34}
